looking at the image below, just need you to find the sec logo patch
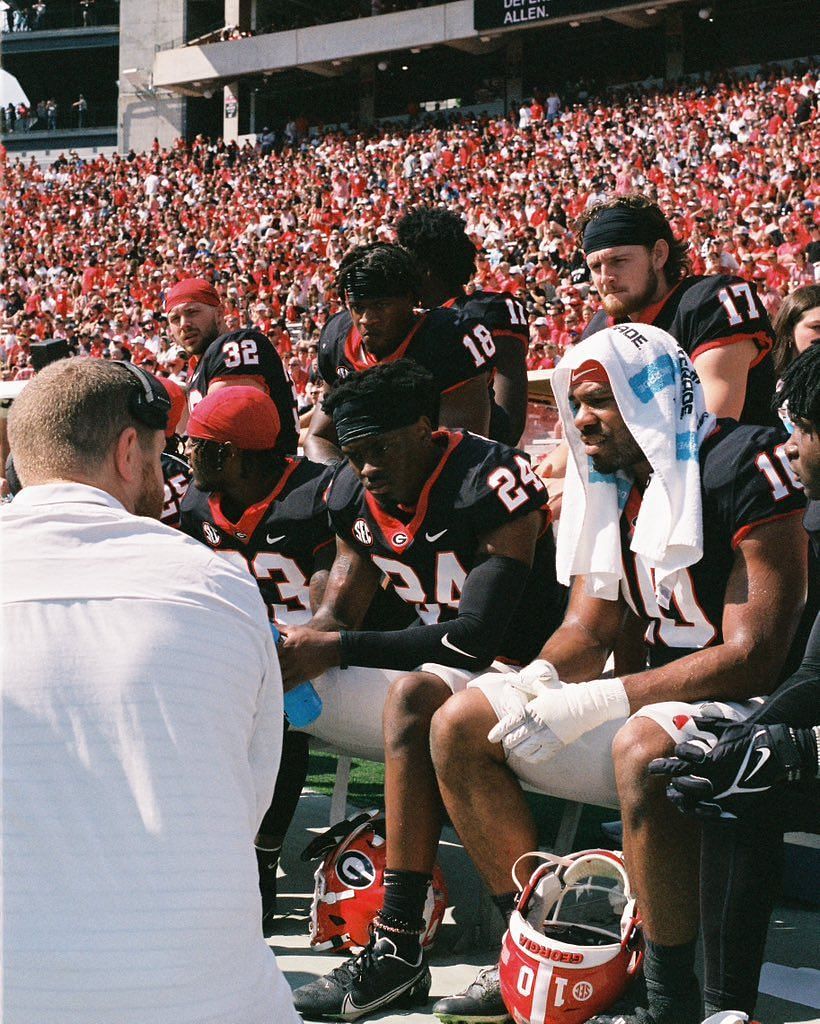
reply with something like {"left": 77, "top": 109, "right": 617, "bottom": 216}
{"left": 353, "top": 519, "right": 373, "bottom": 546}
{"left": 572, "top": 980, "right": 594, "bottom": 1002}
{"left": 203, "top": 522, "right": 221, "bottom": 546}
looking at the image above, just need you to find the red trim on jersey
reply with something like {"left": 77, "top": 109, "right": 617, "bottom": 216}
{"left": 690, "top": 329, "right": 773, "bottom": 365}
{"left": 207, "top": 457, "right": 300, "bottom": 542}
{"left": 363, "top": 430, "right": 464, "bottom": 553}
{"left": 631, "top": 281, "right": 685, "bottom": 326}
{"left": 731, "top": 508, "right": 805, "bottom": 550}
{"left": 441, "top": 297, "right": 458, "bottom": 309}
{"left": 313, "top": 536, "right": 335, "bottom": 556}
{"left": 441, "top": 375, "right": 481, "bottom": 395}
{"left": 343, "top": 312, "right": 428, "bottom": 371}
{"left": 493, "top": 329, "right": 529, "bottom": 347}
{"left": 209, "top": 373, "right": 271, "bottom": 395}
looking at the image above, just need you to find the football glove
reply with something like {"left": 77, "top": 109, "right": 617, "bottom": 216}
{"left": 489, "top": 676, "right": 630, "bottom": 764}
{"left": 648, "top": 717, "right": 818, "bottom": 820}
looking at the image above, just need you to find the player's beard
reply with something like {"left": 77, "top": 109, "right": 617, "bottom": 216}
{"left": 134, "top": 458, "right": 165, "bottom": 519}
{"left": 601, "top": 266, "right": 662, "bottom": 319}
{"left": 588, "top": 429, "right": 646, "bottom": 476}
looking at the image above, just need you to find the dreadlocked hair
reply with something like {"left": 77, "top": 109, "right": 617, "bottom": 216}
{"left": 336, "top": 242, "right": 422, "bottom": 302}
{"left": 575, "top": 193, "right": 691, "bottom": 286}
{"left": 775, "top": 343, "right": 820, "bottom": 430}
{"left": 396, "top": 207, "right": 477, "bottom": 290}
{"left": 322, "top": 358, "right": 439, "bottom": 428}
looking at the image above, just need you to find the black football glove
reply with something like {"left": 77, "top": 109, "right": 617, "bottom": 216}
{"left": 648, "top": 717, "right": 817, "bottom": 820}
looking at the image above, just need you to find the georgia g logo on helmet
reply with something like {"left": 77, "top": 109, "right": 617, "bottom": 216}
{"left": 335, "top": 850, "right": 377, "bottom": 889}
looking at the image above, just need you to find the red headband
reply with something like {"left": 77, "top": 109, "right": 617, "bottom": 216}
{"left": 187, "top": 386, "right": 281, "bottom": 450}
{"left": 165, "top": 278, "right": 221, "bottom": 312}
{"left": 570, "top": 359, "right": 611, "bottom": 388}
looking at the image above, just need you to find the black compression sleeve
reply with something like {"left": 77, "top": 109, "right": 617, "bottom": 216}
{"left": 750, "top": 613, "right": 820, "bottom": 729}
{"left": 338, "top": 555, "right": 531, "bottom": 672}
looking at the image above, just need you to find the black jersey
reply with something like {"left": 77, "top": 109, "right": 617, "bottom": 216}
{"left": 318, "top": 307, "right": 490, "bottom": 394}
{"left": 187, "top": 328, "right": 300, "bottom": 453}
{"left": 179, "top": 457, "right": 335, "bottom": 625}
{"left": 445, "top": 289, "right": 530, "bottom": 349}
{"left": 326, "top": 429, "right": 566, "bottom": 664}
{"left": 583, "top": 275, "right": 776, "bottom": 427}
{"left": 160, "top": 450, "right": 191, "bottom": 529}
{"left": 618, "top": 420, "right": 805, "bottom": 668}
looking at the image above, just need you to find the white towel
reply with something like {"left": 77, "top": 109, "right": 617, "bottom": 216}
{"left": 552, "top": 323, "right": 716, "bottom": 609}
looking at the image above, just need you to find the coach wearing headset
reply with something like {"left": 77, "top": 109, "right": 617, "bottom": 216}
{"left": 1, "top": 358, "right": 299, "bottom": 1024}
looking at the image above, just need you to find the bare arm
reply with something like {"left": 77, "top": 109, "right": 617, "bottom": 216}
{"left": 622, "top": 514, "right": 807, "bottom": 711}
{"left": 439, "top": 373, "right": 491, "bottom": 437}
{"left": 540, "top": 575, "right": 628, "bottom": 682}
{"left": 278, "top": 535, "right": 382, "bottom": 687}
{"left": 693, "top": 338, "right": 759, "bottom": 420}
{"left": 302, "top": 384, "right": 343, "bottom": 465}
{"left": 489, "top": 337, "right": 528, "bottom": 445}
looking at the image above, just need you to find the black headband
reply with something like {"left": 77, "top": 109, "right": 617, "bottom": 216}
{"left": 583, "top": 207, "right": 662, "bottom": 255}
{"left": 332, "top": 395, "right": 421, "bottom": 447}
{"left": 343, "top": 264, "right": 408, "bottom": 304}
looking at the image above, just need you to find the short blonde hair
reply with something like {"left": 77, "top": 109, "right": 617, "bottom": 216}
{"left": 8, "top": 358, "right": 153, "bottom": 485}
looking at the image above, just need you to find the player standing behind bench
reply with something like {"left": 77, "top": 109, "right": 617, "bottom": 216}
{"left": 303, "top": 243, "right": 493, "bottom": 465}
{"left": 164, "top": 277, "right": 300, "bottom": 451}
{"left": 280, "top": 360, "right": 567, "bottom": 1022}
{"left": 396, "top": 206, "right": 529, "bottom": 446}
{"left": 179, "top": 387, "right": 336, "bottom": 933}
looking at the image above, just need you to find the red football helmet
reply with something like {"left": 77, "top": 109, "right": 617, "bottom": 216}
{"left": 499, "top": 849, "right": 643, "bottom": 1024}
{"left": 302, "top": 808, "right": 448, "bottom": 953}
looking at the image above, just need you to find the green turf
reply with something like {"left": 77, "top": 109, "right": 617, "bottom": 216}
{"left": 306, "top": 750, "right": 618, "bottom": 850}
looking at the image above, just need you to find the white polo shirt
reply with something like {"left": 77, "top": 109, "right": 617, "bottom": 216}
{"left": 1, "top": 483, "right": 300, "bottom": 1024}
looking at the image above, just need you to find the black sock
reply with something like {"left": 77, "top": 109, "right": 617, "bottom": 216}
{"left": 644, "top": 938, "right": 700, "bottom": 1024}
{"left": 492, "top": 891, "right": 518, "bottom": 926}
{"left": 375, "top": 869, "right": 431, "bottom": 961}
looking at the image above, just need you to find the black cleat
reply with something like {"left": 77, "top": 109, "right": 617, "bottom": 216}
{"left": 291, "top": 935, "right": 431, "bottom": 1021}
{"left": 433, "top": 963, "right": 511, "bottom": 1023}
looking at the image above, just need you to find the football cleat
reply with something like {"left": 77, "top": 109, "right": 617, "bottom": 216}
{"left": 433, "top": 963, "right": 511, "bottom": 1023}
{"left": 291, "top": 934, "right": 431, "bottom": 1021}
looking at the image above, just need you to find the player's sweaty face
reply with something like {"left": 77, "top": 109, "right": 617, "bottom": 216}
{"left": 185, "top": 436, "right": 226, "bottom": 491}
{"left": 342, "top": 425, "right": 423, "bottom": 506}
{"left": 586, "top": 244, "right": 666, "bottom": 318}
{"left": 168, "top": 302, "right": 223, "bottom": 356}
{"left": 348, "top": 295, "right": 416, "bottom": 358}
{"left": 569, "top": 380, "right": 646, "bottom": 475}
{"left": 785, "top": 417, "right": 820, "bottom": 499}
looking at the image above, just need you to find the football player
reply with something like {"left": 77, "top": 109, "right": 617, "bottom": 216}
{"left": 650, "top": 344, "right": 820, "bottom": 1023}
{"left": 179, "top": 386, "right": 336, "bottom": 932}
{"left": 303, "top": 243, "right": 493, "bottom": 465}
{"left": 164, "top": 278, "right": 300, "bottom": 452}
{"left": 155, "top": 374, "right": 190, "bottom": 529}
{"left": 427, "top": 324, "right": 807, "bottom": 1024}
{"left": 538, "top": 195, "right": 778, "bottom": 487}
{"left": 396, "top": 206, "right": 529, "bottom": 446}
{"left": 280, "top": 359, "right": 567, "bottom": 1021}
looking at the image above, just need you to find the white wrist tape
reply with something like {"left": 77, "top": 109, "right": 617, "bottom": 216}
{"left": 537, "top": 677, "right": 631, "bottom": 745}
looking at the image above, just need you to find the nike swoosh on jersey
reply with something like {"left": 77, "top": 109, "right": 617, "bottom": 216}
{"left": 441, "top": 633, "right": 477, "bottom": 660}
{"left": 425, "top": 529, "right": 448, "bottom": 542}
{"left": 266, "top": 534, "right": 286, "bottom": 544}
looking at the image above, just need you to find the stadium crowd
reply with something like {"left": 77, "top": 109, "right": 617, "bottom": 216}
{"left": 0, "top": 60, "right": 817, "bottom": 389}
{"left": 1, "top": 52, "right": 819, "bottom": 1024}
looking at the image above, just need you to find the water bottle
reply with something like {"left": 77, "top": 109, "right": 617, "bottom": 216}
{"left": 271, "top": 623, "right": 323, "bottom": 728}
